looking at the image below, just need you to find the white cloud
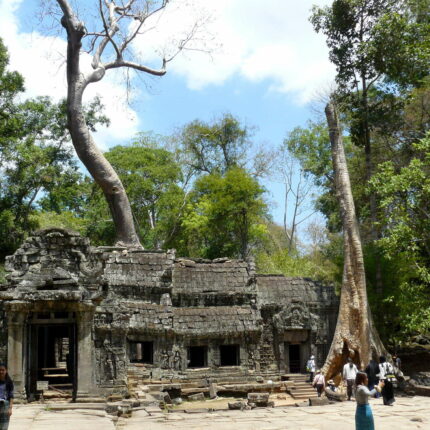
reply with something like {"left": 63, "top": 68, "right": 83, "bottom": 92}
{"left": 131, "top": 0, "right": 335, "bottom": 103}
{"left": 0, "top": 0, "right": 140, "bottom": 150}
{"left": 0, "top": 0, "right": 335, "bottom": 155}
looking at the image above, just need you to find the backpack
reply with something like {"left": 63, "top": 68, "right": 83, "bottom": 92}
{"left": 384, "top": 363, "right": 397, "bottom": 383}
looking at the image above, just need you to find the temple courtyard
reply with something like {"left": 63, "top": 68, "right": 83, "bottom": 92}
{"left": 8, "top": 395, "right": 430, "bottom": 429}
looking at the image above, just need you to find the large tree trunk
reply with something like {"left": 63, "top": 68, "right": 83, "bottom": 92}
{"left": 322, "top": 101, "right": 385, "bottom": 379}
{"left": 59, "top": 2, "right": 141, "bottom": 247}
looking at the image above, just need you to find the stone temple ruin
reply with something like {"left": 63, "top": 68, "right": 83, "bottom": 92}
{"left": 0, "top": 228, "right": 338, "bottom": 401}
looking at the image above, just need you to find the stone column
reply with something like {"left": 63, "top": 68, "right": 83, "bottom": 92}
{"left": 7, "top": 311, "right": 26, "bottom": 400}
{"left": 76, "top": 310, "right": 95, "bottom": 398}
{"left": 278, "top": 342, "right": 286, "bottom": 372}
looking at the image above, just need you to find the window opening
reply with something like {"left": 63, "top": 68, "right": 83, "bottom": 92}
{"left": 219, "top": 344, "right": 240, "bottom": 366}
{"left": 129, "top": 341, "right": 153, "bottom": 364}
{"left": 188, "top": 346, "right": 207, "bottom": 368}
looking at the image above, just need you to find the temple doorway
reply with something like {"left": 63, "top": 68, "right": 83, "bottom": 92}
{"left": 26, "top": 312, "right": 77, "bottom": 400}
{"left": 288, "top": 344, "right": 301, "bottom": 373}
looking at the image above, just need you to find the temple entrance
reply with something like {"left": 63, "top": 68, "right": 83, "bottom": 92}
{"left": 26, "top": 312, "right": 77, "bottom": 400}
{"left": 288, "top": 344, "right": 301, "bottom": 373}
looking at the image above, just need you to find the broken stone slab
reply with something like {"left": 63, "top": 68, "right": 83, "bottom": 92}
{"left": 184, "top": 408, "right": 210, "bottom": 414}
{"left": 152, "top": 391, "right": 172, "bottom": 404}
{"left": 48, "top": 403, "right": 106, "bottom": 411}
{"left": 182, "top": 387, "right": 209, "bottom": 395}
{"left": 209, "top": 383, "right": 218, "bottom": 399}
{"left": 221, "top": 382, "right": 283, "bottom": 395}
{"left": 406, "top": 384, "right": 430, "bottom": 396}
{"left": 188, "top": 392, "right": 205, "bottom": 401}
{"left": 324, "top": 388, "right": 346, "bottom": 402}
{"left": 309, "top": 397, "right": 329, "bottom": 406}
{"left": 105, "top": 402, "right": 122, "bottom": 414}
{"left": 228, "top": 401, "right": 247, "bottom": 410}
{"left": 144, "top": 406, "right": 163, "bottom": 415}
{"left": 247, "top": 392, "right": 270, "bottom": 407}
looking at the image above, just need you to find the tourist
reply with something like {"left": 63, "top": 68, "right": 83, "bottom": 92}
{"left": 365, "top": 359, "right": 380, "bottom": 394}
{"left": 343, "top": 358, "right": 358, "bottom": 400}
{"left": 312, "top": 370, "right": 326, "bottom": 397}
{"left": 0, "top": 364, "right": 14, "bottom": 430}
{"left": 306, "top": 355, "right": 316, "bottom": 382}
{"left": 355, "top": 371, "right": 384, "bottom": 430}
{"left": 327, "top": 379, "right": 337, "bottom": 392}
{"left": 392, "top": 354, "right": 401, "bottom": 370}
{"left": 378, "top": 356, "right": 396, "bottom": 406}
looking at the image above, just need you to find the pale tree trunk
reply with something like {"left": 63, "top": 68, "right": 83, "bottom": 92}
{"left": 56, "top": 0, "right": 202, "bottom": 247}
{"left": 59, "top": 1, "right": 140, "bottom": 247}
{"left": 322, "top": 101, "right": 385, "bottom": 379}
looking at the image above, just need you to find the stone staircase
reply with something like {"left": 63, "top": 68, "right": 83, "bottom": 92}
{"left": 284, "top": 373, "right": 318, "bottom": 400}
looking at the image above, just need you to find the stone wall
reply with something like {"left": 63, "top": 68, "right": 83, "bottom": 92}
{"left": 0, "top": 228, "right": 339, "bottom": 397}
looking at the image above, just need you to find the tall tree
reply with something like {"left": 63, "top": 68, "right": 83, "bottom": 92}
{"left": 310, "top": 0, "right": 429, "bottom": 295}
{"left": 179, "top": 114, "right": 251, "bottom": 175}
{"left": 181, "top": 167, "right": 267, "bottom": 259}
{"left": 323, "top": 101, "right": 385, "bottom": 377}
{"left": 56, "top": 0, "right": 202, "bottom": 247}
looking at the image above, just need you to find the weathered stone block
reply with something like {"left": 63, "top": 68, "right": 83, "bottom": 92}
{"left": 209, "top": 383, "right": 217, "bottom": 399}
{"left": 309, "top": 397, "right": 329, "bottom": 406}
{"left": 188, "top": 392, "right": 205, "bottom": 401}
{"left": 247, "top": 392, "right": 270, "bottom": 406}
{"left": 228, "top": 401, "right": 246, "bottom": 410}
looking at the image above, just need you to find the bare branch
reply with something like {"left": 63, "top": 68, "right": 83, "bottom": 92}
{"left": 104, "top": 59, "right": 166, "bottom": 76}
{"left": 93, "top": 0, "right": 121, "bottom": 68}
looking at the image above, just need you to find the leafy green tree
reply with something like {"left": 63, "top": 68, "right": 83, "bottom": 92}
{"left": 180, "top": 167, "right": 268, "bottom": 259}
{"left": 0, "top": 38, "right": 24, "bottom": 150}
{"left": 178, "top": 114, "right": 251, "bottom": 175}
{"left": 0, "top": 38, "right": 109, "bottom": 258}
{"left": 371, "top": 133, "right": 430, "bottom": 336}
{"left": 84, "top": 136, "right": 186, "bottom": 249}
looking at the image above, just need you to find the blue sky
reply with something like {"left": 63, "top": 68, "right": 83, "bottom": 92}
{"left": 0, "top": 0, "right": 335, "bottom": 240}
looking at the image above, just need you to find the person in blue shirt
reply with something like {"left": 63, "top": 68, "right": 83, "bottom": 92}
{"left": 355, "top": 371, "right": 384, "bottom": 430}
{"left": 0, "top": 364, "right": 14, "bottom": 430}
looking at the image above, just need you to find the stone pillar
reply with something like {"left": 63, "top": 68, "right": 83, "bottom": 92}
{"left": 76, "top": 310, "right": 95, "bottom": 398}
{"left": 284, "top": 343, "right": 290, "bottom": 373}
{"left": 7, "top": 312, "right": 26, "bottom": 400}
{"left": 278, "top": 342, "right": 286, "bottom": 372}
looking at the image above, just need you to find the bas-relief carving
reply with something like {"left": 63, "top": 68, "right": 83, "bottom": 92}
{"left": 97, "top": 337, "right": 127, "bottom": 384}
{"left": 273, "top": 302, "right": 320, "bottom": 331}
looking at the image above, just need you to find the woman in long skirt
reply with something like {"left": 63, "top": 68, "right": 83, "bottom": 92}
{"left": 355, "top": 371, "right": 384, "bottom": 430}
{"left": 0, "top": 364, "right": 14, "bottom": 430}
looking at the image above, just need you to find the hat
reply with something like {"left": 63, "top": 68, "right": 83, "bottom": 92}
{"left": 310, "top": 355, "right": 315, "bottom": 359}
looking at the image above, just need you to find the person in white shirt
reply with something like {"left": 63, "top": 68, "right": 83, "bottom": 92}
{"left": 343, "top": 358, "right": 358, "bottom": 400}
{"left": 378, "top": 356, "right": 395, "bottom": 406}
{"left": 312, "top": 370, "right": 326, "bottom": 397}
{"left": 306, "top": 355, "right": 316, "bottom": 382}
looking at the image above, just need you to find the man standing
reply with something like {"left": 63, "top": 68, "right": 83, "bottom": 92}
{"left": 306, "top": 355, "right": 316, "bottom": 382}
{"left": 342, "top": 358, "right": 358, "bottom": 400}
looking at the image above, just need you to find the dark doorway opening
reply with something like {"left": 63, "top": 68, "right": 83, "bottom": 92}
{"left": 129, "top": 341, "right": 153, "bottom": 364}
{"left": 288, "top": 344, "right": 301, "bottom": 373}
{"left": 219, "top": 344, "right": 240, "bottom": 366}
{"left": 188, "top": 346, "right": 207, "bottom": 368}
{"left": 27, "top": 313, "right": 76, "bottom": 400}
